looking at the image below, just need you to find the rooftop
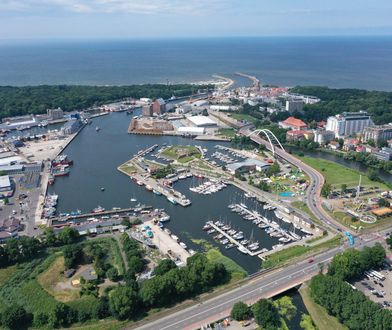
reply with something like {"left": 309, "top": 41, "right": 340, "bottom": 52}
{"left": 0, "top": 175, "right": 11, "bottom": 189}
{"left": 188, "top": 116, "right": 217, "bottom": 127}
{"left": 281, "top": 117, "right": 307, "bottom": 128}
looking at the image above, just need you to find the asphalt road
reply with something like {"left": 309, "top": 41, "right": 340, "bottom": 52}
{"left": 135, "top": 245, "right": 346, "bottom": 330}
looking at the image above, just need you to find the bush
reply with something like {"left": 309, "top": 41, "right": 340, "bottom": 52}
{"left": 251, "top": 298, "right": 280, "bottom": 329}
{"left": 106, "top": 267, "right": 120, "bottom": 282}
{"left": 230, "top": 301, "right": 251, "bottom": 321}
{"left": 1, "top": 305, "right": 31, "bottom": 330}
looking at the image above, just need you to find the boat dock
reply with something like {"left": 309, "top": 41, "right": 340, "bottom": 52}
{"left": 207, "top": 222, "right": 266, "bottom": 258}
{"left": 48, "top": 205, "right": 153, "bottom": 224}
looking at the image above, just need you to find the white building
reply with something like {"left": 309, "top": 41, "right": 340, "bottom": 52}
{"left": 187, "top": 116, "right": 217, "bottom": 127}
{"left": 177, "top": 127, "right": 205, "bottom": 136}
{"left": 0, "top": 175, "right": 11, "bottom": 192}
{"left": 285, "top": 99, "right": 304, "bottom": 113}
{"left": 314, "top": 130, "right": 335, "bottom": 144}
{"left": 325, "top": 111, "right": 374, "bottom": 138}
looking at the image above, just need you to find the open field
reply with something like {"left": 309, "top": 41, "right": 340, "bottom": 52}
{"left": 231, "top": 113, "right": 258, "bottom": 124}
{"left": 217, "top": 128, "right": 237, "bottom": 139}
{"left": 161, "top": 145, "right": 201, "bottom": 163}
{"left": 299, "top": 284, "right": 348, "bottom": 330}
{"left": 118, "top": 162, "right": 137, "bottom": 175}
{"left": 0, "top": 265, "right": 17, "bottom": 287}
{"left": 300, "top": 156, "right": 389, "bottom": 190}
{"left": 262, "top": 235, "right": 342, "bottom": 269}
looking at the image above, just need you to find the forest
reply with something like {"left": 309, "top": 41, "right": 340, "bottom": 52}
{"left": 291, "top": 86, "right": 392, "bottom": 124}
{"left": 0, "top": 84, "right": 209, "bottom": 119}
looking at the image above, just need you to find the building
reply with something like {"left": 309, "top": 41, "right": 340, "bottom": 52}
{"left": 374, "top": 147, "right": 392, "bottom": 161}
{"left": 328, "top": 141, "right": 340, "bottom": 150}
{"left": 187, "top": 116, "right": 217, "bottom": 127}
{"left": 285, "top": 99, "right": 304, "bottom": 113}
{"left": 279, "top": 117, "right": 308, "bottom": 130}
{"left": 47, "top": 108, "right": 64, "bottom": 120}
{"left": 227, "top": 158, "right": 270, "bottom": 175}
{"left": 286, "top": 130, "right": 314, "bottom": 141}
{"left": 61, "top": 119, "right": 82, "bottom": 135}
{"left": 325, "top": 111, "right": 374, "bottom": 138}
{"left": 177, "top": 127, "right": 205, "bottom": 136}
{"left": 142, "top": 104, "right": 153, "bottom": 117}
{"left": 343, "top": 138, "right": 360, "bottom": 151}
{"left": 314, "top": 130, "right": 335, "bottom": 144}
{"left": 152, "top": 98, "right": 166, "bottom": 115}
{"left": 0, "top": 175, "right": 11, "bottom": 192}
{"left": 362, "top": 124, "right": 392, "bottom": 143}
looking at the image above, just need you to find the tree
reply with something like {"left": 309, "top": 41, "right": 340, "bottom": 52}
{"left": 378, "top": 198, "right": 390, "bottom": 208}
{"left": 275, "top": 296, "right": 297, "bottom": 320}
{"left": 109, "top": 286, "right": 140, "bottom": 320}
{"left": 321, "top": 183, "right": 332, "bottom": 198}
{"left": 48, "top": 303, "right": 76, "bottom": 328}
{"left": 106, "top": 267, "right": 120, "bottom": 282}
{"left": 300, "top": 314, "right": 316, "bottom": 330}
{"left": 63, "top": 244, "right": 83, "bottom": 269}
{"left": 153, "top": 259, "right": 176, "bottom": 276}
{"left": 251, "top": 299, "right": 281, "bottom": 329}
{"left": 1, "top": 305, "right": 31, "bottom": 330}
{"left": 57, "top": 227, "right": 79, "bottom": 245}
{"left": 340, "top": 183, "right": 347, "bottom": 194}
{"left": 266, "top": 162, "right": 281, "bottom": 177}
{"left": 230, "top": 301, "right": 251, "bottom": 321}
{"left": 43, "top": 227, "right": 57, "bottom": 246}
{"left": 367, "top": 169, "right": 380, "bottom": 182}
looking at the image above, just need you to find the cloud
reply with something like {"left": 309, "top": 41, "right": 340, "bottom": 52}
{"left": 0, "top": 0, "right": 228, "bottom": 15}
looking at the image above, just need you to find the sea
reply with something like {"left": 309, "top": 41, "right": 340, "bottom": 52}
{"left": 1, "top": 36, "right": 392, "bottom": 90}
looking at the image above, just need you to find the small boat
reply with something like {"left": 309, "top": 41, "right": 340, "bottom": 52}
{"left": 202, "top": 223, "right": 212, "bottom": 230}
{"left": 237, "top": 246, "right": 248, "bottom": 254}
{"left": 153, "top": 189, "right": 162, "bottom": 195}
{"left": 179, "top": 242, "right": 187, "bottom": 249}
{"left": 136, "top": 180, "right": 144, "bottom": 186}
{"left": 130, "top": 198, "right": 137, "bottom": 202}
{"left": 145, "top": 185, "right": 153, "bottom": 191}
{"left": 160, "top": 215, "right": 170, "bottom": 222}
{"left": 91, "top": 206, "right": 105, "bottom": 213}
{"left": 171, "top": 235, "right": 179, "bottom": 242}
{"left": 167, "top": 196, "right": 177, "bottom": 205}
{"left": 157, "top": 222, "right": 164, "bottom": 228}
{"left": 100, "top": 187, "right": 105, "bottom": 191}
{"left": 189, "top": 249, "right": 196, "bottom": 255}
{"left": 96, "top": 126, "right": 100, "bottom": 132}
{"left": 225, "top": 243, "right": 235, "bottom": 249}
{"left": 207, "top": 228, "right": 216, "bottom": 234}
{"left": 164, "top": 228, "right": 172, "bottom": 235}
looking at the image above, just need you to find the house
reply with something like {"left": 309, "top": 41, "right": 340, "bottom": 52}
{"left": 343, "top": 138, "right": 360, "bottom": 151}
{"left": 286, "top": 130, "right": 313, "bottom": 141}
{"left": 279, "top": 117, "right": 308, "bottom": 130}
{"left": 329, "top": 141, "right": 340, "bottom": 150}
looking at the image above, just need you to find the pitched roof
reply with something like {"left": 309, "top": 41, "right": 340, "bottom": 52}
{"left": 282, "top": 117, "right": 307, "bottom": 128}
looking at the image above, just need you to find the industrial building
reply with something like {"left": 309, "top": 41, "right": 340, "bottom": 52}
{"left": 61, "top": 119, "right": 82, "bottom": 135}
{"left": 47, "top": 107, "right": 64, "bottom": 120}
{"left": 177, "top": 127, "right": 205, "bottom": 136}
{"left": 326, "top": 111, "right": 374, "bottom": 138}
{"left": 152, "top": 98, "right": 166, "bottom": 115}
{"left": 187, "top": 116, "right": 217, "bottom": 127}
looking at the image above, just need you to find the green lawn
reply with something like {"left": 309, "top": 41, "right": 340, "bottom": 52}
{"left": 300, "top": 156, "right": 389, "bottom": 190}
{"left": 217, "top": 128, "right": 237, "bottom": 139}
{"left": 118, "top": 162, "right": 137, "bottom": 175}
{"left": 206, "top": 248, "right": 247, "bottom": 279}
{"left": 0, "top": 265, "right": 17, "bottom": 287}
{"left": 262, "top": 235, "right": 342, "bottom": 269}
{"left": 161, "top": 145, "right": 201, "bottom": 163}
{"left": 299, "top": 284, "right": 348, "bottom": 330}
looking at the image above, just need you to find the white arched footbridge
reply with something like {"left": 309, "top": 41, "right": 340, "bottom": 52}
{"left": 246, "top": 128, "right": 285, "bottom": 156}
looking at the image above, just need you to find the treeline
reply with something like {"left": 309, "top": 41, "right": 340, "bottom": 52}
{"left": 290, "top": 86, "right": 392, "bottom": 125}
{"left": 309, "top": 244, "right": 392, "bottom": 330}
{"left": 0, "top": 84, "right": 209, "bottom": 119}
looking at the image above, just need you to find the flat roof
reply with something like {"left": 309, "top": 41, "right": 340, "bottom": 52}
{"left": 227, "top": 158, "right": 269, "bottom": 171}
{"left": 187, "top": 116, "right": 217, "bottom": 127}
{"left": 0, "top": 175, "right": 11, "bottom": 188}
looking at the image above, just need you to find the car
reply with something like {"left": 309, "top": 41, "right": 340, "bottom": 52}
{"left": 308, "top": 258, "right": 314, "bottom": 263}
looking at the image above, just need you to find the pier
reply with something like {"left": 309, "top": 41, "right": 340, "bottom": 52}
{"left": 235, "top": 72, "right": 261, "bottom": 90}
{"left": 49, "top": 205, "right": 153, "bottom": 224}
{"left": 207, "top": 222, "right": 265, "bottom": 258}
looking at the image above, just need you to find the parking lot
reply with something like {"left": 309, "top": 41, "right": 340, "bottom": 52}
{"left": 353, "top": 265, "right": 392, "bottom": 309}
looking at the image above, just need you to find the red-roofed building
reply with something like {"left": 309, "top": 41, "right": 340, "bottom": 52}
{"left": 317, "top": 120, "right": 326, "bottom": 128}
{"left": 279, "top": 117, "right": 308, "bottom": 130}
{"left": 286, "top": 130, "right": 314, "bottom": 141}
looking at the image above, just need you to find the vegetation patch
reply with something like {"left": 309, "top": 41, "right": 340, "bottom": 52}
{"left": 300, "top": 156, "right": 389, "bottom": 190}
{"left": 118, "top": 163, "right": 137, "bottom": 175}
{"left": 299, "top": 284, "right": 347, "bottom": 330}
{"left": 206, "top": 248, "right": 247, "bottom": 279}
{"left": 291, "top": 201, "right": 319, "bottom": 224}
{"left": 217, "top": 128, "right": 236, "bottom": 139}
{"left": 161, "top": 145, "right": 201, "bottom": 163}
{"left": 262, "top": 235, "right": 342, "bottom": 269}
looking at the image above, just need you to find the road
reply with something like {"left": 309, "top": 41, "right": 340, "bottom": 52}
{"left": 242, "top": 128, "right": 349, "bottom": 234}
{"left": 134, "top": 234, "right": 384, "bottom": 330}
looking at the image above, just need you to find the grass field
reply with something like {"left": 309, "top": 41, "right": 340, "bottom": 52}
{"left": 231, "top": 113, "right": 258, "bottom": 124}
{"left": 299, "top": 284, "right": 348, "bottom": 330}
{"left": 300, "top": 156, "right": 389, "bottom": 190}
{"left": 161, "top": 145, "right": 201, "bottom": 163}
{"left": 262, "top": 235, "right": 342, "bottom": 269}
{"left": 206, "top": 248, "right": 247, "bottom": 278}
{"left": 118, "top": 162, "right": 137, "bottom": 175}
{"left": 217, "top": 128, "right": 237, "bottom": 139}
{"left": 0, "top": 265, "right": 17, "bottom": 287}
{"left": 38, "top": 256, "right": 80, "bottom": 302}
{"left": 291, "top": 201, "right": 319, "bottom": 224}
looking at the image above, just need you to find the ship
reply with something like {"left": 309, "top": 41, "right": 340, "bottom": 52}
{"left": 167, "top": 196, "right": 177, "bottom": 205}
{"left": 91, "top": 206, "right": 105, "bottom": 213}
{"left": 52, "top": 165, "right": 70, "bottom": 177}
{"left": 52, "top": 155, "right": 73, "bottom": 166}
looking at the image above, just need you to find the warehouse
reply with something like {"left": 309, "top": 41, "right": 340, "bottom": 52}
{"left": 177, "top": 127, "right": 205, "bottom": 136}
{"left": 187, "top": 116, "right": 217, "bottom": 127}
{"left": 227, "top": 159, "right": 270, "bottom": 175}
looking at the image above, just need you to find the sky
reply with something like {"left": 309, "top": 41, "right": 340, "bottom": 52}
{"left": 1, "top": 0, "right": 392, "bottom": 40}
